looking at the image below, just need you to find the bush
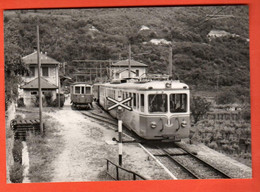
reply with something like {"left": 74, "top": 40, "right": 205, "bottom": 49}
{"left": 17, "top": 98, "right": 25, "bottom": 107}
{"left": 191, "top": 96, "right": 211, "bottom": 124}
{"left": 52, "top": 94, "right": 65, "bottom": 107}
{"left": 241, "top": 108, "right": 251, "bottom": 121}
{"left": 9, "top": 162, "right": 24, "bottom": 183}
{"left": 216, "top": 90, "right": 236, "bottom": 105}
{"left": 12, "top": 140, "right": 23, "bottom": 164}
{"left": 44, "top": 92, "right": 53, "bottom": 106}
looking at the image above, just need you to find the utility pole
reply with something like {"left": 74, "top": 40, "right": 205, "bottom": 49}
{"left": 128, "top": 44, "right": 131, "bottom": 78}
{"left": 99, "top": 63, "right": 102, "bottom": 81}
{"left": 169, "top": 44, "right": 173, "bottom": 79}
{"left": 37, "top": 25, "right": 43, "bottom": 134}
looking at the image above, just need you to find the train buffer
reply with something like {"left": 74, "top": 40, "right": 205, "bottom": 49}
{"left": 10, "top": 118, "right": 45, "bottom": 140}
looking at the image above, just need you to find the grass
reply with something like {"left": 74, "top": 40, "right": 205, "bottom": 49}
{"left": 191, "top": 119, "right": 252, "bottom": 167}
{"left": 25, "top": 114, "right": 64, "bottom": 182}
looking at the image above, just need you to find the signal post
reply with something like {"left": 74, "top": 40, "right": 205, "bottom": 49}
{"left": 107, "top": 95, "right": 132, "bottom": 166}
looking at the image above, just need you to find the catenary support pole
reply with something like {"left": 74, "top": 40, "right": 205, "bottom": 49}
{"left": 128, "top": 44, "right": 131, "bottom": 78}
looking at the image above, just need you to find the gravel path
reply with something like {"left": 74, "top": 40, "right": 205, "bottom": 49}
{"left": 49, "top": 106, "right": 116, "bottom": 182}
{"left": 47, "top": 99, "right": 171, "bottom": 182}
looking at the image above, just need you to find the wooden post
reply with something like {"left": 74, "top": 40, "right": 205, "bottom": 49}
{"left": 58, "top": 64, "right": 61, "bottom": 109}
{"left": 37, "top": 25, "right": 43, "bottom": 134}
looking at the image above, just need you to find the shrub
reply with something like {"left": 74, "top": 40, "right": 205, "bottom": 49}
{"left": 190, "top": 96, "right": 211, "bottom": 124}
{"left": 216, "top": 90, "right": 236, "bottom": 105}
{"left": 9, "top": 162, "right": 24, "bottom": 183}
{"left": 241, "top": 108, "right": 251, "bottom": 121}
{"left": 44, "top": 92, "right": 53, "bottom": 106}
{"left": 12, "top": 140, "right": 23, "bottom": 164}
{"left": 17, "top": 98, "right": 25, "bottom": 107}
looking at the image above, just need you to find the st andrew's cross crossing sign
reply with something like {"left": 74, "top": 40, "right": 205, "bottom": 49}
{"left": 106, "top": 96, "right": 132, "bottom": 111}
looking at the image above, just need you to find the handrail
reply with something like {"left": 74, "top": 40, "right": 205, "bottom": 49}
{"left": 106, "top": 159, "right": 146, "bottom": 180}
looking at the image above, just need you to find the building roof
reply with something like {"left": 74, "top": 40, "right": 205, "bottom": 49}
{"left": 22, "top": 51, "right": 60, "bottom": 65}
{"left": 21, "top": 77, "right": 58, "bottom": 89}
{"left": 111, "top": 59, "right": 148, "bottom": 67}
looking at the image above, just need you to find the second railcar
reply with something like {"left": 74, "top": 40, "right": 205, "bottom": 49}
{"left": 70, "top": 83, "right": 94, "bottom": 109}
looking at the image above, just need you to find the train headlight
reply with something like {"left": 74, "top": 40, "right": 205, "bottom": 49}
{"left": 165, "top": 82, "right": 171, "bottom": 88}
{"left": 150, "top": 122, "right": 157, "bottom": 129}
{"left": 181, "top": 120, "right": 187, "bottom": 128}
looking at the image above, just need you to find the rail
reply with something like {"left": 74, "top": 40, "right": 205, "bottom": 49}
{"left": 106, "top": 159, "right": 146, "bottom": 181}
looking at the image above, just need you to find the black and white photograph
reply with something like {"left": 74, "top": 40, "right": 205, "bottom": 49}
{"left": 4, "top": 6, "right": 251, "bottom": 183}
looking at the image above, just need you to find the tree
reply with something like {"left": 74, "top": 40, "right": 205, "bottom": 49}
{"left": 191, "top": 96, "right": 211, "bottom": 124}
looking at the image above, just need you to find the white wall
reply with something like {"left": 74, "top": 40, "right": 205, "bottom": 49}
{"left": 111, "top": 67, "right": 147, "bottom": 79}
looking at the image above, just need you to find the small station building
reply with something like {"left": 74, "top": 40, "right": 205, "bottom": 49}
{"left": 110, "top": 59, "right": 148, "bottom": 79}
{"left": 18, "top": 51, "right": 60, "bottom": 107}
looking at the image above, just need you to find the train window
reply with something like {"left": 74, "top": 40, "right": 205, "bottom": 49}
{"left": 126, "top": 93, "right": 128, "bottom": 99}
{"left": 129, "top": 93, "right": 132, "bottom": 106}
{"left": 75, "top": 86, "right": 80, "bottom": 94}
{"left": 133, "top": 93, "right": 136, "bottom": 108}
{"left": 148, "top": 94, "right": 168, "bottom": 113}
{"left": 137, "top": 93, "right": 139, "bottom": 110}
{"left": 140, "top": 94, "right": 145, "bottom": 112}
{"left": 86, "top": 87, "right": 91, "bottom": 94}
{"left": 170, "top": 94, "right": 187, "bottom": 113}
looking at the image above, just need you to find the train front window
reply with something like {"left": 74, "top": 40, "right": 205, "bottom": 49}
{"left": 148, "top": 94, "right": 167, "bottom": 113}
{"left": 75, "top": 86, "right": 80, "bottom": 94}
{"left": 170, "top": 94, "right": 187, "bottom": 113}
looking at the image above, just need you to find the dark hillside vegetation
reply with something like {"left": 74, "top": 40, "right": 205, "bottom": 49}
{"left": 4, "top": 6, "right": 249, "bottom": 107}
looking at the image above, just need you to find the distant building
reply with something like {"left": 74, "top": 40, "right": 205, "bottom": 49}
{"left": 110, "top": 59, "right": 148, "bottom": 79}
{"left": 207, "top": 29, "right": 240, "bottom": 40}
{"left": 19, "top": 51, "right": 60, "bottom": 107}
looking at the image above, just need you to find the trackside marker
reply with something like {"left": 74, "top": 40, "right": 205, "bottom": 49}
{"left": 107, "top": 95, "right": 132, "bottom": 166}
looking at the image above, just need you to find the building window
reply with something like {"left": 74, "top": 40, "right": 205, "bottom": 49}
{"left": 42, "top": 67, "right": 49, "bottom": 77}
{"left": 31, "top": 91, "right": 38, "bottom": 95}
{"left": 136, "top": 70, "right": 139, "bottom": 77}
{"left": 26, "top": 67, "right": 35, "bottom": 77}
{"left": 29, "top": 67, "right": 35, "bottom": 76}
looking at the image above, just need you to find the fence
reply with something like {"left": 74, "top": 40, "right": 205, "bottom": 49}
{"left": 204, "top": 112, "right": 241, "bottom": 121}
{"left": 106, "top": 159, "right": 146, "bottom": 181}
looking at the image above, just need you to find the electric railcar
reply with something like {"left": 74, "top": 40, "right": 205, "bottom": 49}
{"left": 95, "top": 80, "right": 190, "bottom": 141}
{"left": 70, "top": 82, "right": 94, "bottom": 109}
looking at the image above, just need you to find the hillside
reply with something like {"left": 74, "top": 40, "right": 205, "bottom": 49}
{"left": 4, "top": 5, "right": 250, "bottom": 105}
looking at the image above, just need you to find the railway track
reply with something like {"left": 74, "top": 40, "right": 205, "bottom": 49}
{"left": 79, "top": 107, "right": 136, "bottom": 142}
{"left": 78, "top": 105, "right": 232, "bottom": 180}
{"left": 142, "top": 142, "right": 232, "bottom": 179}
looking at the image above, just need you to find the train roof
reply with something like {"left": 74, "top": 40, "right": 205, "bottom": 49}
{"left": 100, "top": 80, "right": 189, "bottom": 90}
